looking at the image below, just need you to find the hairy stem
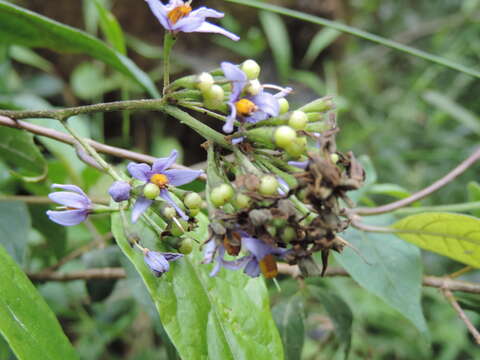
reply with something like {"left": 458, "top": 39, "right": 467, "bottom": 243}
{"left": 163, "top": 32, "right": 176, "bottom": 92}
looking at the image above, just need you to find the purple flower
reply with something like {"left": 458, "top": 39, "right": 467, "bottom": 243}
{"left": 202, "top": 240, "right": 249, "bottom": 277}
{"left": 146, "top": 0, "right": 239, "bottom": 41}
{"left": 127, "top": 150, "right": 203, "bottom": 223}
{"left": 47, "top": 184, "right": 92, "bottom": 226}
{"left": 221, "top": 62, "right": 288, "bottom": 133}
{"left": 288, "top": 160, "right": 309, "bottom": 170}
{"left": 144, "top": 250, "right": 183, "bottom": 277}
{"left": 109, "top": 181, "right": 132, "bottom": 202}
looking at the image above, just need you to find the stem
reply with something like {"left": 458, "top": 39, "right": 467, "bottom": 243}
{"left": 354, "top": 147, "right": 480, "bottom": 215}
{"left": 393, "top": 201, "right": 480, "bottom": 215}
{"left": 179, "top": 101, "right": 228, "bottom": 122}
{"left": 163, "top": 32, "right": 176, "bottom": 93}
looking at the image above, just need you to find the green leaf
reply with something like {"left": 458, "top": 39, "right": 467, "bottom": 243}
{"left": 93, "top": 0, "right": 126, "bottom": 54}
{"left": 334, "top": 215, "right": 428, "bottom": 337}
{"left": 0, "top": 0, "right": 159, "bottom": 97}
{"left": 310, "top": 286, "right": 353, "bottom": 358}
{"left": 111, "top": 213, "right": 283, "bottom": 360}
{"left": 0, "top": 127, "right": 47, "bottom": 179}
{"left": 468, "top": 181, "right": 480, "bottom": 217}
{"left": 301, "top": 28, "right": 341, "bottom": 68}
{"left": 259, "top": 11, "right": 291, "bottom": 81}
{"left": 0, "top": 201, "right": 31, "bottom": 264}
{"left": 225, "top": 0, "right": 480, "bottom": 79}
{"left": 0, "top": 244, "right": 79, "bottom": 359}
{"left": 393, "top": 212, "right": 480, "bottom": 267}
{"left": 272, "top": 294, "right": 304, "bottom": 360}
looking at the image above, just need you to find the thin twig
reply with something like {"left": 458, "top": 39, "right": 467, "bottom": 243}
{"left": 28, "top": 268, "right": 126, "bottom": 282}
{"left": 442, "top": 287, "right": 480, "bottom": 344}
{"left": 354, "top": 147, "right": 480, "bottom": 215}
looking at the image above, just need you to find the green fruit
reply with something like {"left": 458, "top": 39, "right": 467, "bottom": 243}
{"left": 184, "top": 192, "right": 203, "bottom": 209}
{"left": 143, "top": 183, "right": 160, "bottom": 200}
{"left": 189, "top": 208, "right": 200, "bottom": 217}
{"left": 171, "top": 220, "right": 188, "bottom": 237}
{"left": 285, "top": 137, "right": 306, "bottom": 158}
{"left": 234, "top": 194, "right": 251, "bottom": 209}
{"left": 278, "top": 98, "right": 290, "bottom": 114}
{"left": 241, "top": 59, "right": 261, "bottom": 80}
{"left": 330, "top": 153, "right": 340, "bottom": 164}
{"left": 162, "top": 205, "right": 176, "bottom": 219}
{"left": 245, "top": 79, "right": 262, "bottom": 95}
{"left": 281, "top": 226, "right": 296, "bottom": 243}
{"left": 196, "top": 72, "right": 214, "bottom": 92}
{"left": 210, "top": 184, "right": 234, "bottom": 207}
{"left": 259, "top": 175, "right": 279, "bottom": 196}
{"left": 274, "top": 125, "right": 297, "bottom": 149}
{"left": 179, "top": 238, "right": 194, "bottom": 254}
{"left": 288, "top": 110, "right": 308, "bottom": 130}
{"left": 203, "top": 84, "right": 224, "bottom": 109}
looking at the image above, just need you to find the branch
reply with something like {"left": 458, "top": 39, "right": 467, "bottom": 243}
{"left": 0, "top": 115, "right": 206, "bottom": 179}
{"left": 27, "top": 264, "right": 480, "bottom": 294}
{"left": 354, "top": 147, "right": 480, "bottom": 215}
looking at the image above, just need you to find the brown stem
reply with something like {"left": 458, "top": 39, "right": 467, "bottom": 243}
{"left": 0, "top": 115, "right": 206, "bottom": 179}
{"left": 354, "top": 147, "right": 480, "bottom": 215}
{"left": 442, "top": 287, "right": 480, "bottom": 344}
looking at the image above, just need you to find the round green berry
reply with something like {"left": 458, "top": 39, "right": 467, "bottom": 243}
{"left": 184, "top": 192, "right": 202, "bottom": 209}
{"left": 196, "top": 72, "right": 214, "bottom": 92}
{"left": 288, "top": 110, "right": 308, "bottom": 130}
{"left": 143, "top": 183, "right": 160, "bottom": 200}
{"left": 189, "top": 208, "right": 200, "bottom": 217}
{"left": 241, "top": 59, "right": 261, "bottom": 80}
{"left": 278, "top": 98, "right": 290, "bottom": 114}
{"left": 203, "top": 84, "right": 224, "bottom": 109}
{"left": 246, "top": 79, "right": 262, "bottom": 95}
{"left": 281, "top": 226, "right": 296, "bottom": 243}
{"left": 179, "top": 238, "right": 194, "bottom": 255}
{"left": 210, "top": 184, "right": 234, "bottom": 207}
{"left": 234, "top": 193, "right": 251, "bottom": 209}
{"left": 162, "top": 205, "right": 176, "bottom": 219}
{"left": 274, "top": 126, "right": 297, "bottom": 149}
{"left": 259, "top": 175, "right": 279, "bottom": 196}
{"left": 170, "top": 220, "right": 188, "bottom": 237}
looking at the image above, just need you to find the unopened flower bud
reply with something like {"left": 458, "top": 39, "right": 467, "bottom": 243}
{"left": 278, "top": 98, "right": 290, "bottom": 114}
{"left": 274, "top": 125, "right": 297, "bottom": 149}
{"left": 210, "top": 184, "right": 234, "bottom": 207}
{"left": 108, "top": 181, "right": 131, "bottom": 202}
{"left": 179, "top": 238, "right": 194, "bottom": 255}
{"left": 288, "top": 111, "right": 308, "bottom": 130}
{"left": 203, "top": 84, "right": 224, "bottom": 109}
{"left": 245, "top": 79, "right": 262, "bottom": 96}
{"left": 143, "top": 183, "right": 160, "bottom": 200}
{"left": 184, "top": 192, "right": 202, "bottom": 209}
{"left": 196, "top": 72, "right": 215, "bottom": 92}
{"left": 241, "top": 59, "right": 261, "bottom": 80}
{"left": 298, "top": 96, "right": 335, "bottom": 113}
{"left": 162, "top": 205, "right": 177, "bottom": 219}
{"left": 259, "top": 175, "right": 279, "bottom": 196}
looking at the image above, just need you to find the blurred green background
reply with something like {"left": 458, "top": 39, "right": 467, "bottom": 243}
{"left": 1, "top": 0, "right": 479, "bottom": 359}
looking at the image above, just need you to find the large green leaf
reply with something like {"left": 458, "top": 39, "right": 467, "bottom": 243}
{"left": 334, "top": 215, "right": 428, "bottom": 337}
{"left": 0, "top": 0, "right": 159, "bottom": 97}
{"left": 0, "top": 201, "right": 31, "bottom": 264}
{"left": 272, "top": 294, "right": 304, "bottom": 360}
{"left": 0, "top": 127, "right": 47, "bottom": 179}
{"left": 393, "top": 212, "right": 480, "bottom": 267}
{"left": 111, "top": 213, "right": 283, "bottom": 360}
{"left": 0, "top": 244, "right": 79, "bottom": 360}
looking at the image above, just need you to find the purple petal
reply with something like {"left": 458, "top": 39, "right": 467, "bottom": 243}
{"left": 145, "top": 0, "right": 171, "bottom": 30}
{"left": 274, "top": 87, "right": 293, "bottom": 98}
{"left": 173, "top": 14, "right": 205, "bottom": 32}
{"left": 252, "top": 92, "right": 279, "bottom": 117}
{"left": 152, "top": 150, "right": 178, "bottom": 174}
{"left": 277, "top": 177, "right": 289, "bottom": 196}
{"left": 162, "top": 252, "right": 184, "bottom": 262}
{"left": 47, "top": 209, "right": 88, "bottom": 226}
{"left": 108, "top": 181, "right": 131, "bottom": 202}
{"left": 244, "top": 257, "right": 261, "bottom": 277}
{"left": 202, "top": 240, "right": 217, "bottom": 264}
{"left": 192, "top": 21, "right": 240, "bottom": 41}
{"left": 210, "top": 259, "right": 222, "bottom": 277}
{"left": 163, "top": 169, "right": 203, "bottom": 186}
{"left": 51, "top": 184, "right": 89, "bottom": 199}
{"left": 223, "top": 102, "right": 236, "bottom": 133}
{"left": 245, "top": 111, "right": 269, "bottom": 124}
{"left": 231, "top": 137, "right": 245, "bottom": 145}
{"left": 288, "top": 160, "right": 309, "bottom": 170}
{"left": 127, "top": 162, "right": 152, "bottom": 182}
{"left": 188, "top": 7, "right": 224, "bottom": 19}
{"left": 242, "top": 236, "right": 274, "bottom": 260}
{"left": 131, "top": 196, "right": 153, "bottom": 223}
{"left": 221, "top": 255, "right": 252, "bottom": 271}
{"left": 48, "top": 192, "right": 90, "bottom": 209}
{"left": 144, "top": 251, "right": 170, "bottom": 276}
{"left": 221, "top": 62, "right": 247, "bottom": 100}
{"left": 160, "top": 189, "right": 188, "bottom": 221}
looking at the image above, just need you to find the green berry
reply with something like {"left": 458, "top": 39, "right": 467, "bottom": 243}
{"left": 170, "top": 220, "right": 188, "bottom": 237}
{"left": 241, "top": 59, "right": 261, "bottom": 80}
{"left": 189, "top": 208, "right": 200, "bottom": 217}
{"left": 210, "top": 184, "right": 234, "bottom": 207}
{"left": 288, "top": 111, "right": 308, "bottom": 130}
{"left": 330, "top": 153, "right": 340, "bottom": 164}
{"left": 281, "top": 226, "right": 296, "bottom": 243}
{"left": 278, "top": 98, "right": 290, "bottom": 114}
{"left": 143, "top": 183, "right": 160, "bottom": 200}
{"left": 245, "top": 79, "right": 262, "bottom": 95}
{"left": 234, "top": 194, "right": 251, "bottom": 209}
{"left": 184, "top": 192, "right": 202, "bottom": 209}
{"left": 259, "top": 175, "right": 279, "bottom": 196}
{"left": 179, "top": 238, "right": 194, "bottom": 255}
{"left": 203, "top": 84, "right": 224, "bottom": 109}
{"left": 285, "top": 137, "right": 306, "bottom": 158}
{"left": 196, "top": 72, "right": 214, "bottom": 92}
{"left": 266, "top": 225, "right": 277, "bottom": 237}
{"left": 271, "top": 218, "right": 287, "bottom": 228}
{"left": 274, "top": 126, "right": 297, "bottom": 149}
{"left": 162, "top": 205, "right": 176, "bottom": 219}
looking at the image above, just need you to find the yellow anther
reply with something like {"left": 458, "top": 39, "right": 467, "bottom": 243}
{"left": 167, "top": 4, "right": 192, "bottom": 24}
{"left": 235, "top": 99, "right": 257, "bottom": 116}
{"left": 259, "top": 254, "right": 278, "bottom": 279}
{"left": 150, "top": 174, "right": 169, "bottom": 188}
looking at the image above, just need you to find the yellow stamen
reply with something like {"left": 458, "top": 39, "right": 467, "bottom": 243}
{"left": 235, "top": 99, "right": 257, "bottom": 116}
{"left": 259, "top": 254, "right": 278, "bottom": 278}
{"left": 167, "top": 4, "right": 192, "bottom": 24}
{"left": 150, "top": 174, "right": 169, "bottom": 188}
